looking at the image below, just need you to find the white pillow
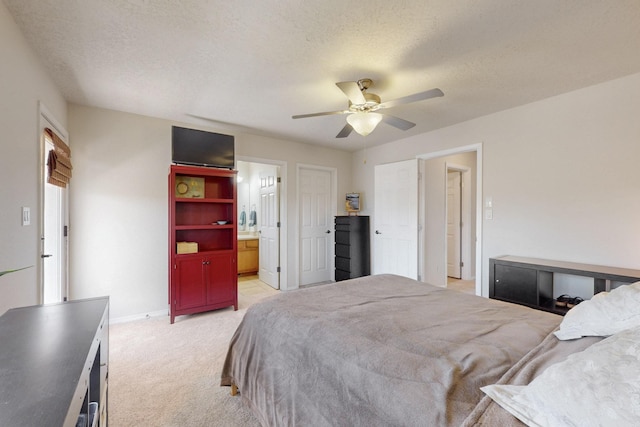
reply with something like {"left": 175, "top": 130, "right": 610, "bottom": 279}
{"left": 482, "top": 326, "right": 640, "bottom": 427}
{"left": 554, "top": 281, "right": 640, "bottom": 340}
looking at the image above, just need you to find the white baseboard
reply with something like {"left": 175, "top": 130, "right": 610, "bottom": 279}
{"left": 110, "top": 308, "right": 168, "bottom": 324}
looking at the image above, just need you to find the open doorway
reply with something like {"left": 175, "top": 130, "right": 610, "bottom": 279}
{"left": 39, "top": 103, "right": 69, "bottom": 305}
{"left": 236, "top": 159, "right": 285, "bottom": 290}
{"left": 418, "top": 144, "right": 482, "bottom": 296}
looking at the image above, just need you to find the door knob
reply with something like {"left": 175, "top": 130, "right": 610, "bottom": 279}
{"left": 326, "top": 230, "right": 331, "bottom": 234}
{"left": 41, "top": 254, "right": 52, "bottom": 258}
{"left": 375, "top": 230, "right": 381, "bottom": 234}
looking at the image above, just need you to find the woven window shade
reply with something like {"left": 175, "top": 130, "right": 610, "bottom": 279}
{"left": 45, "top": 127, "right": 72, "bottom": 188}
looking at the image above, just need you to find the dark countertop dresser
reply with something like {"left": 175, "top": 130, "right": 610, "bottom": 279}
{"left": 0, "top": 297, "right": 109, "bottom": 426}
{"left": 489, "top": 256, "right": 640, "bottom": 315}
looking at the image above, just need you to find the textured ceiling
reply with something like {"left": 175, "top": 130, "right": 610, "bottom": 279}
{"left": 5, "top": 0, "right": 640, "bottom": 151}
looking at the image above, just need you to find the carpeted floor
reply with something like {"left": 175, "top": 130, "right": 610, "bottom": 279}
{"left": 108, "top": 277, "right": 277, "bottom": 426}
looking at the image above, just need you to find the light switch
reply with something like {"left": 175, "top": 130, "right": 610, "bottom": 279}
{"left": 485, "top": 209, "right": 493, "bottom": 220}
{"left": 485, "top": 197, "right": 493, "bottom": 208}
{"left": 22, "top": 207, "right": 30, "bottom": 226}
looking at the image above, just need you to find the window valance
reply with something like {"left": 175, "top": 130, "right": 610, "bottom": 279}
{"left": 45, "top": 127, "right": 72, "bottom": 188}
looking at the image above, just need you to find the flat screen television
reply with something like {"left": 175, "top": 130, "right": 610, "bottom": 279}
{"left": 171, "top": 126, "right": 235, "bottom": 169}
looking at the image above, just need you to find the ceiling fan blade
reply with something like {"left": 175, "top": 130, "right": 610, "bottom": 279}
{"left": 381, "top": 114, "right": 416, "bottom": 131}
{"left": 336, "top": 123, "right": 353, "bottom": 138}
{"left": 292, "top": 110, "right": 347, "bottom": 119}
{"left": 378, "top": 88, "right": 444, "bottom": 109}
{"left": 336, "top": 81, "right": 366, "bottom": 105}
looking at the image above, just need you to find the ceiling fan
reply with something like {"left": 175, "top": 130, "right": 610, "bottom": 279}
{"left": 292, "top": 78, "right": 444, "bottom": 138}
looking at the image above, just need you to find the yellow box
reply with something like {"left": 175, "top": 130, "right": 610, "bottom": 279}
{"left": 177, "top": 241, "right": 198, "bottom": 254}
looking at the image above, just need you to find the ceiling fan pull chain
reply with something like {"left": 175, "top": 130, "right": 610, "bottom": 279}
{"left": 363, "top": 138, "right": 367, "bottom": 164}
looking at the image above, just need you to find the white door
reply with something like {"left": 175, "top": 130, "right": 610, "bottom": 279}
{"left": 42, "top": 130, "right": 68, "bottom": 304}
{"left": 446, "top": 170, "right": 462, "bottom": 278}
{"left": 374, "top": 159, "right": 419, "bottom": 279}
{"left": 299, "top": 168, "right": 332, "bottom": 286}
{"left": 259, "top": 169, "right": 280, "bottom": 289}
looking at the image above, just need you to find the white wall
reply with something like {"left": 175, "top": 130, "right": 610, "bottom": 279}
{"left": 352, "top": 72, "right": 640, "bottom": 296}
{"left": 68, "top": 104, "right": 352, "bottom": 320}
{"left": 0, "top": 2, "right": 67, "bottom": 315}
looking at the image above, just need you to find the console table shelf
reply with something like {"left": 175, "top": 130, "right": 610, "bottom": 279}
{"left": 489, "top": 256, "right": 640, "bottom": 315}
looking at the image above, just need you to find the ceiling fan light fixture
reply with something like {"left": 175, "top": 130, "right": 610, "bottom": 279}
{"left": 347, "top": 112, "right": 382, "bottom": 136}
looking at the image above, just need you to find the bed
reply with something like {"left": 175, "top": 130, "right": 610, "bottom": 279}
{"left": 221, "top": 274, "right": 640, "bottom": 426}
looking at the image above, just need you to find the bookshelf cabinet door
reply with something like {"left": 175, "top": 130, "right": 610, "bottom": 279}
{"left": 175, "top": 256, "right": 207, "bottom": 310}
{"left": 207, "top": 253, "right": 237, "bottom": 305}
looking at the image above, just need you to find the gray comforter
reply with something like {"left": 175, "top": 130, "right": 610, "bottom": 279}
{"left": 461, "top": 331, "right": 602, "bottom": 426}
{"left": 221, "top": 274, "right": 562, "bottom": 426}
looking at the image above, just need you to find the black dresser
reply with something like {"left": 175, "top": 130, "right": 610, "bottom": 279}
{"left": 335, "top": 216, "right": 370, "bottom": 281}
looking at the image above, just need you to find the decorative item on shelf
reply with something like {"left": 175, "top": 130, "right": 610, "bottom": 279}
{"left": 216, "top": 221, "right": 228, "bottom": 225}
{"left": 177, "top": 241, "right": 198, "bottom": 254}
{"left": 175, "top": 176, "right": 204, "bottom": 198}
{"left": 346, "top": 193, "right": 361, "bottom": 215}
{"left": 248, "top": 204, "right": 257, "bottom": 232}
{"left": 239, "top": 205, "right": 246, "bottom": 231}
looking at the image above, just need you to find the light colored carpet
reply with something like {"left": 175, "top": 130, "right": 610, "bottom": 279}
{"left": 108, "top": 278, "right": 276, "bottom": 426}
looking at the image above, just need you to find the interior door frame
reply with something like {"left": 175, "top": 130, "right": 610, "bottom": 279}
{"left": 237, "top": 156, "right": 288, "bottom": 290}
{"left": 417, "top": 143, "right": 483, "bottom": 296}
{"left": 38, "top": 102, "right": 70, "bottom": 304}
{"left": 295, "top": 164, "right": 337, "bottom": 289}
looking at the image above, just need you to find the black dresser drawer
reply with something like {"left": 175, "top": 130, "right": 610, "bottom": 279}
{"left": 335, "top": 269, "right": 351, "bottom": 281}
{"left": 335, "top": 216, "right": 351, "bottom": 225}
{"left": 335, "top": 243, "right": 351, "bottom": 258}
{"left": 335, "top": 256, "right": 351, "bottom": 272}
{"left": 335, "top": 230, "right": 351, "bottom": 245}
